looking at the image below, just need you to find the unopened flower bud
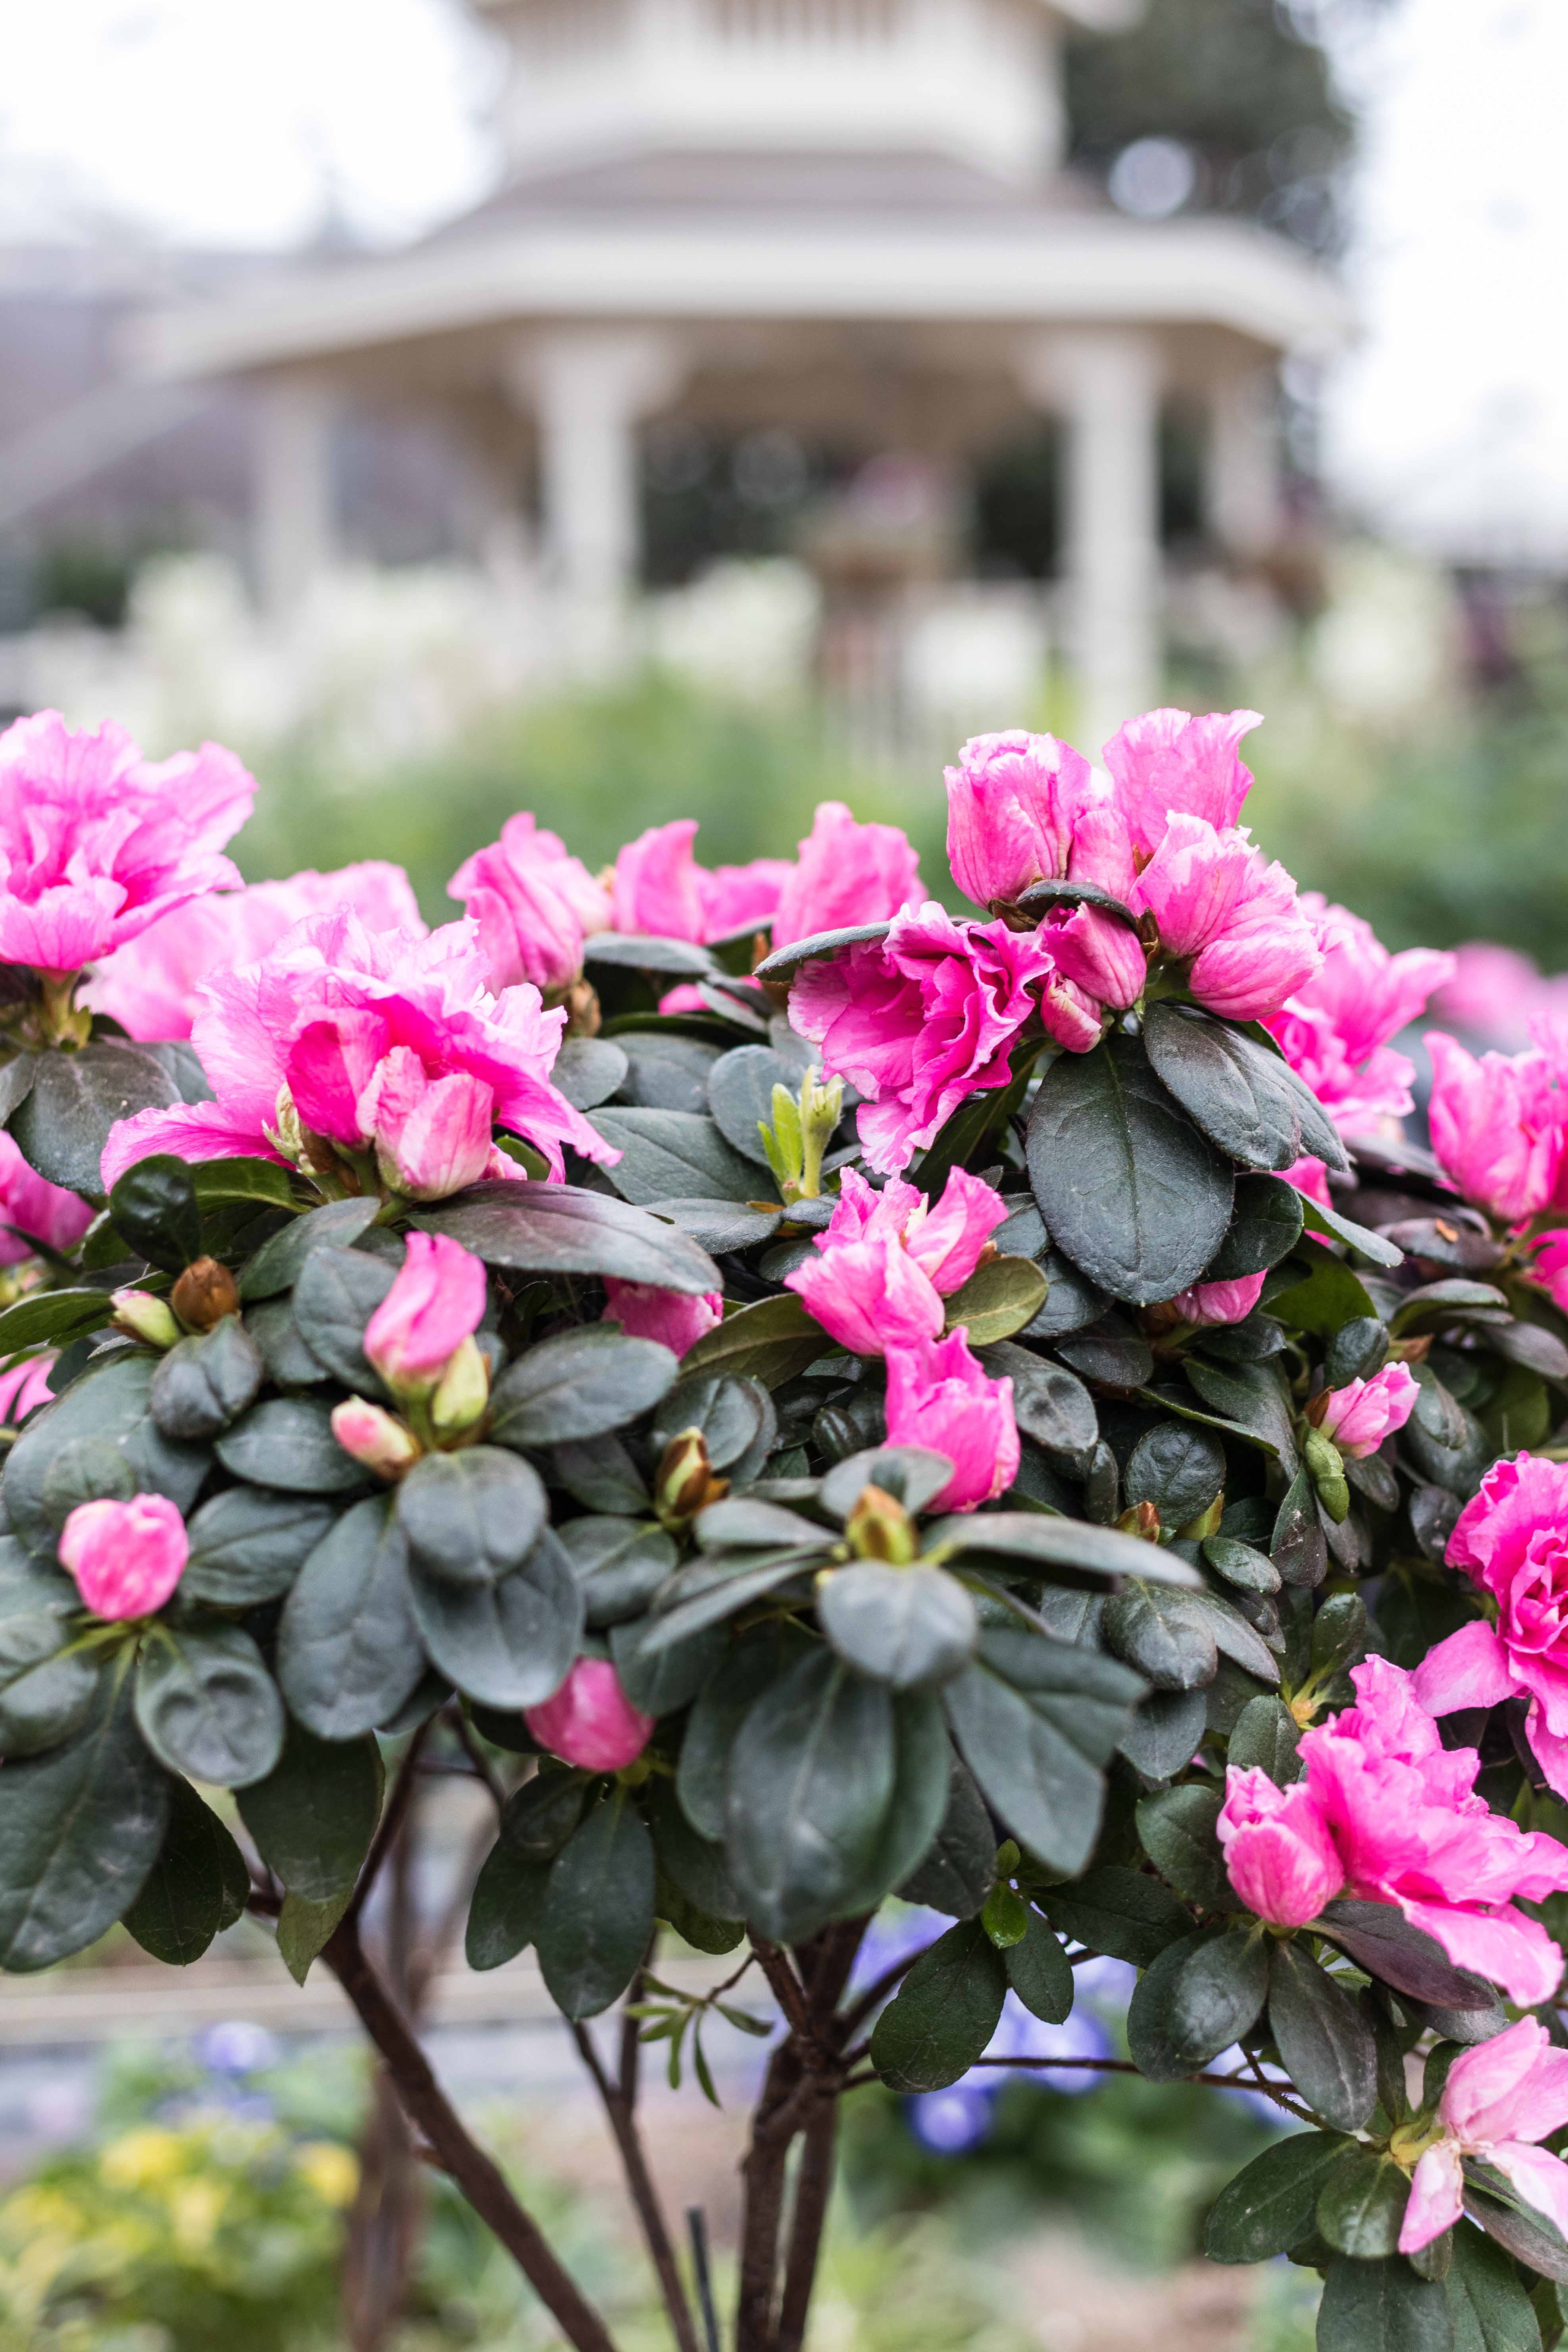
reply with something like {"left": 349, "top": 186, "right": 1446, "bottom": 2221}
{"left": 331, "top": 1397, "right": 421, "bottom": 1479}
{"left": 111, "top": 1288, "right": 181, "bottom": 1350}
{"left": 1115, "top": 1498, "right": 1162, "bottom": 1543}
{"left": 1178, "top": 1494, "right": 1224, "bottom": 1543}
{"left": 845, "top": 1483, "right": 919, "bottom": 1564}
{"left": 171, "top": 1255, "right": 240, "bottom": 1332}
{"left": 60, "top": 1492, "right": 188, "bottom": 1620}
{"left": 1302, "top": 1425, "right": 1351, "bottom": 1524}
{"left": 364, "top": 1231, "right": 488, "bottom": 1401}
{"left": 655, "top": 1428, "right": 728, "bottom": 1529}
{"left": 429, "top": 1334, "right": 490, "bottom": 1440}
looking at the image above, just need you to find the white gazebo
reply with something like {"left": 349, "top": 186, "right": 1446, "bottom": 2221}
{"left": 126, "top": 0, "right": 1351, "bottom": 748}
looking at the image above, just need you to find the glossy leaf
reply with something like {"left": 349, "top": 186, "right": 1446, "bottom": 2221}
{"left": 237, "top": 1721, "right": 382, "bottom": 1903}
{"left": 818, "top": 1562, "right": 978, "bottom": 1689}
{"left": 181, "top": 1489, "right": 340, "bottom": 1609}
{"left": 215, "top": 1396, "right": 368, "bottom": 1495}
{"left": 1270, "top": 1940, "right": 1378, "bottom": 2132}
{"left": 488, "top": 1326, "right": 679, "bottom": 1447}
{"left": 870, "top": 1919, "right": 1007, "bottom": 2092}
{"left": 413, "top": 1180, "right": 722, "bottom": 1295}
{"left": 943, "top": 1628, "right": 1144, "bottom": 1877}
{"left": 12, "top": 1039, "right": 178, "bottom": 1196}
{"left": 134, "top": 1622, "right": 285, "bottom": 1788}
{"left": 538, "top": 1794, "right": 657, "bottom": 2020}
{"left": 122, "top": 1777, "right": 249, "bottom": 1966}
{"left": 1142, "top": 1003, "right": 1305, "bottom": 1171}
{"left": 408, "top": 1527, "right": 582, "bottom": 1710}
{"left": 680, "top": 1294, "right": 834, "bottom": 1390}
{"left": 277, "top": 1497, "right": 426, "bottom": 1738}
{"left": 395, "top": 1447, "right": 548, "bottom": 1589}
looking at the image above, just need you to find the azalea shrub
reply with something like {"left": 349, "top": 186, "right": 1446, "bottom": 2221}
{"left": 6, "top": 703, "right": 1568, "bottom": 2352}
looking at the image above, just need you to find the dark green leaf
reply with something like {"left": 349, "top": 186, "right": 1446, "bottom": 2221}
{"left": 238, "top": 1197, "right": 382, "bottom": 1302}
{"left": 500, "top": 1770, "right": 586, "bottom": 1863}
{"left": 651, "top": 1372, "right": 771, "bottom": 1471}
{"left": 1269, "top": 1236, "right": 1380, "bottom": 1341}
{"left": 610, "top": 1615, "right": 728, "bottom": 1714}
{"left": 1298, "top": 1191, "right": 1405, "bottom": 1270}
{"left": 587, "top": 932, "right": 717, "bottom": 977}
{"left": 551, "top": 1435, "right": 651, "bottom": 1516}
{"left": 870, "top": 1919, "right": 1007, "bottom": 2091}
{"left": 277, "top": 1887, "right": 352, "bottom": 1985}
{"left": 12, "top": 1040, "right": 178, "bottom": 1196}
{"left": 465, "top": 1843, "right": 552, "bottom": 1972}
{"left": 552, "top": 1038, "right": 630, "bottom": 1111}
{"left": 1273, "top": 1467, "right": 1329, "bottom": 1588}
{"left": 818, "top": 1562, "right": 978, "bottom": 1690}
{"left": 1204, "top": 1536, "right": 1282, "bottom": 1596}
{"left": 1447, "top": 2216, "right": 1548, "bottom": 2350}
{"left": 1024, "top": 1250, "right": 1111, "bottom": 1340}
{"left": 1184, "top": 1356, "right": 1299, "bottom": 1470}
{"left": 1142, "top": 1004, "right": 1305, "bottom": 1170}
{"left": 1270, "top": 1941, "right": 1377, "bottom": 2132}
{"left": 395, "top": 1447, "right": 548, "bottom": 1588}
{"left": 187, "top": 1156, "right": 298, "bottom": 1211}
{"left": 5, "top": 1351, "right": 210, "bottom": 1553}
{"left": 1204, "top": 1174, "right": 1306, "bottom": 1283}
{"left": 291, "top": 1246, "right": 397, "bottom": 1397}
{"left": 941, "top": 1257, "right": 1049, "bottom": 1347}
{"left": 836, "top": 1685, "right": 951, "bottom": 1918}
{"left": 0, "top": 1050, "right": 38, "bottom": 1127}
{"left": 648, "top": 1777, "right": 742, "bottom": 1922}
{"left": 677, "top": 1621, "right": 811, "bottom": 1841}
{"left": 1130, "top": 1925, "right": 1268, "bottom": 2077}
{"left": 819, "top": 1446, "right": 956, "bottom": 1522}
{"left": 134, "top": 1623, "right": 284, "bottom": 1788}
{"left": 680, "top": 1294, "right": 834, "bottom": 1390}
{"left": 181, "top": 1489, "right": 339, "bottom": 1609}
{"left": 707, "top": 1046, "right": 805, "bottom": 1166}
{"left": 108, "top": 1155, "right": 202, "bottom": 1273}
{"left": 409, "top": 1528, "right": 582, "bottom": 1710}
{"left": 148, "top": 1316, "right": 264, "bottom": 1440}
{"left": 1053, "top": 1313, "right": 1156, "bottom": 1388}
{"left": 1317, "top": 1901, "right": 1494, "bottom": 2009}
{"left": 976, "top": 1342, "right": 1097, "bottom": 1459}
{"left": 0, "top": 1287, "right": 114, "bottom": 1354}
{"left": 0, "top": 1666, "right": 171, "bottom": 1972}
{"left": 413, "top": 1181, "right": 722, "bottom": 1295}
{"left": 646, "top": 1197, "right": 782, "bottom": 1253}
{"left": 236, "top": 1721, "right": 382, "bottom": 1903}
{"left": 590, "top": 1107, "right": 761, "bottom": 1205}
{"left": 1136, "top": 1783, "right": 1232, "bottom": 1910}
{"left": 638, "top": 1548, "right": 820, "bottom": 1652}
{"left": 215, "top": 1396, "right": 369, "bottom": 1494}
{"left": 1103, "top": 1582, "right": 1218, "bottom": 1691}
{"left": 1318, "top": 2256, "right": 1455, "bottom": 2352}
{"left": 489, "top": 1325, "right": 679, "bottom": 1448}
{"left": 1465, "top": 2181, "right": 1568, "bottom": 2287}
{"left": 1120, "top": 1685, "right": 1208, "bottom": 1779}
{"left": 0, "top": 1640, "right": 104, "bottom": 1758}
{"left": 1228, "top": 1694, "right": 1301, "bottom": 1781}
{"left": 1125, "top": 1421, "right": 1228, "bottom": 1531}
{"left": 753, "top": 921, "right": 893, "bottom": 982}
{"left": 931, "top": 1510, "right": 1200, "bottom": 1588}
{"left": 39, "top": 1433, "right": 137, "bottom": 1528}
{"left": 695, "top": 1496, "right": 826, "bottom": 1551}
{"left": 557, "top": 1517, "right": 678, "bottom": 1627}
{"left": 943, "top": 1628, "right": 1144, "bottom": 1876}
{"left": 897, "top": 1750, "right": 997, "bottom": 1918}
{"left": 1042, "top": 1865, "right": 1192, "bottom": 1966}
{"left": 1205, "top": 2130, "right": 1352, "bottom": 2263}
{"left": 1025, "top": 1034, "right": 1234, "bottom": 1307}
{"left": 538, "top": 1793, "right": 657, "bottom": 2019}
{"left": 1318, "top": 2143, "right": 1412, "bottom": 2257}
{"left": 122, "top": 1776, "right": 248, "bottom": 1966}
{"left": 277, "top": 1497, "right": 425, "bottom": 1738}
{"left": 1004, "top": 1909, "right": 1074, "bottom": 2021}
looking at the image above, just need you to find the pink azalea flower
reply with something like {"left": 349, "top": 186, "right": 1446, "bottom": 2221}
{"left": 699, "top": 859, "right": 793, "bottom": 941}
{"left": 815, "top": 1166, "right": 1008, "bottom": 1295}
{"left": 0, "top": 1129, "right": 94, "bottom": 1264}
{"left": 1101, "top": 706, "right": 1262, "bottom": 858}
{"left": 613, "top": 820, "right": 707, "bottom": 943}
{"left": 364, "top": 1231, "right": 488, "bottom": 1397}
{"left": 525, "top": 1658, "right": 655, "bottom": 1772}
{"left": 943, "top": 729, "right": 1099, "bottom": 909}
{"left": 99, "top": 911, "right": 617, "bottom": 1197}
{"left": 1399, "top": 2016, "right": 1568, "bottom": 2254}
{"left": 790, "top": 901, "right": 1087, "bottom": 1176}
{"left": 1168, "top": 1270, "right": 1267, "bottom": 1327}
{"left": 1424, "top": 1032, "right": 1563, "bottom": 1222}
{"left": 601, "top": 1278, "right": 723, "bottom": 1357}
{"left": 1309, "top": 1363, "right": 1419, "bottom": 1459}
{"left": 449, "top": 815, "right": 611, "bottom": 996}
{"left": 883, "top": 1327, "right": 1018, "bottom": 1511}
{"left": 1041, "top": 901, "right": 1148, "bottom": 1013}
{"left": 59, "top": 1492, "right": 189, "bottom": 1621}
{"left": 786, "top": 1231, "right": 945, "bottom": 1355}
{"left": 0, "top": 711, "right": 254, "bottom": 974}
{"left": 1132, "top": 815, "right": 1320, "bottom": 1022}
{"left": 770, "top": 802, "right": 920, "bottom": 951}
{"left": 1529, "top": 1228, "right": 1568, "bottom": 1312}
{"left": 1430, "top": 942, "right": 1568, "bottom": 1054}
{"left": 1216, "top": 1767, "right": 1344, "bottom": 1928}
{"left": 85, "top": 862, "right": 423, "bottom": 1041}
{"left": 786, "top": 1166, "right": 1009, "bottom": 1355}
{"left": 1296, "top": 1657, "right": 1568, "bottom": 2008}
{"left": 0, "top": 1354, "right": 55, "bottom": 1424}
{"left": 330, "top": 1397, "right": 421, "bottom": 1478}
{"left": 1415, "top": 1452, "right": 1568, "bottom": 1803}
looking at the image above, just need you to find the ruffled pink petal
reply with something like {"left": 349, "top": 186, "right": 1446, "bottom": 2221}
{"left": 1398, "top": 1898, "right": 1565, "bottom": 2010}
{"left": 1491, "top": 2143, "right": 1568, "bottom": 2242}
{"left": 1398, "top": 2143, "right": 1464, "bottom": 2254}
{"left": 1412, "top": 1621, "right": 1517, "bottom": 1717}
{"left": 100, "top": 1103, "right": 284, "bottom": 1195}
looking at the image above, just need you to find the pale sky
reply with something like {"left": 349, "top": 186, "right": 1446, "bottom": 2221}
{"left": 1, "top": 0, "right": 1565, "bottom": 565}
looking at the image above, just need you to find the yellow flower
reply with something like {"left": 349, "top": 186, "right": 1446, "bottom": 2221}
{"left": 99, "top": 2128, "right": 184, "bottom": 2192}
{"left": 295, "top": 2141, "right": 360, "bottom": 2210}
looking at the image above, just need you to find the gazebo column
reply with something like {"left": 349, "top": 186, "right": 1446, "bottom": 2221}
{"left": 253, "top": 370, "right": 340, "bottom": 621}
{"left": 513, "top": 329, "right": 686, "bottom": 664}
{"left": 1207, "top": 363, "right": 1283, "bottom": 560}
{"left": 1020, "top": 328, "right": 1162, "bottom": 758}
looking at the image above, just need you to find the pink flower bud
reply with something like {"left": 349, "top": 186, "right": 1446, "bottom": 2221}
{"left": 364, "top": 1232, "right": 488, "bottom": 1399}
{"left": 943, "top": 730, "right": 1095, "bottom": 909}
{"left": 525, "top": 1658, "right": 656, "bottom": 1773}
{"left": 601, "top": 1279, "right": 723, "bottom": 1358}
{"left": 1131, "top": 814, "right": 1320, "bottom": 1021}
{"left": 59, "top": 1493, "right": 188, "bottom": 1621}
{"left": 883, "top": 1327, "right": 1019, "bottom": 1512}
{"left": 1312, "top": 1362, "right": 1419, "bottom": 1458}
{"left": 1216, "top": 1766, "right": 1343, "bottom": 1929}
{"left": 110, "top": 1288, "right": 182, "bottom": 1349}
{"left": 1169, "top": 1270, "right": 1267, "bottom": 1327}
{"left": 331, "top": 1397, "right": 422, "bottom": 1478}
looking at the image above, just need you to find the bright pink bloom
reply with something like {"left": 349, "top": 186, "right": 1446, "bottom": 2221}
{"left": 1102, "top": 706, "right": 1262, "bottom": 858}
{"left": 816, "top": 1166, "right": 1008, "bottom": 1295}
{"left": 787, "top": 1232, "right": 945, "bottom": 1356}
{"left": 1168, "top": 1270, "right": 1267, "bottom": 1327}
{"left": 786, "top": 1166, "right": 1009, "bottom": 1355}
{"left": 330, "top": 1397, "right": 421, "bottom": 1477}
{"left": 1430, "top": 942, "right": 1567, "bottom": 1053}
{"left": 1399, "top": 2017, "right": 1568, "bottom": 2254}
{"left": 883, "top": 1327, "right": 1018, "bottom": 1512}
{"left": 525, "top": 1658, "right": 655, "bottom": 1772}
{"left": 1424, "top": 1031, "right": 1563, "bottom": 1222}
{"left": 943, "top": 730, "right": 1098, "bottom": 909}
{"left": 1042, "top": 901, "right": 1148, "bottom": 1013}
{"left": 0, "top": 1130, "right": 94, "bottom": 1264}
{"left": 1216, "top": 1767, "right": 1343, "bottom": 1928}
{"left": 699, "top": 859, "right": 792, "bottom": 941}
{"left": 770, "top": 802, "right": 920, "bottom": 950}
{"left": 85, "top": 863, "right": 423, "bottom": 1040}
{"left": 100, "top": 911, "right": 617, "bottom": 1196}
{"left": 1132, "top": 815, "right": 1320, "bottom": 1022}
{"left": 1529, "top": 1228, "right": 1568, "bottom": 1312}
{"left": 0, "top": 711, "right": 254, "bottom": 974}
{"left": 0, "top": 1355, "right": 55, "bottom": 1423}
{"left": 450, "top": 815, "right": 611, "bottom": 997}
{"left": 58, "top": 1492, "right": 188, "bottom": 1621}
{"left": 612, "top": 820, "right": 706, "bottom": 943}
{"left": 1416, "top": 1453, "right": 1568, "bottom": 1804}
{"left": 1311, "top": 1363, "right": 1419, "bottom": 1458}
{"left": 601, "top": 1278, "right": 723, "bottom": 1357}
{"left": 364, "top": 1231, "right": 488, "bottom": 1397}
{"left": 1297, "top": 1656, "right": 1568, "bottom": 2008}
{"left": 791, "top": 902, "right": 1084, "bottom": 1176}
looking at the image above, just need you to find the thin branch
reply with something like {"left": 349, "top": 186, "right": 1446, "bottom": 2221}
{"left": 571, "top": 2018, "right": 702, "bottom": 2352}
{"left": 323, "top": 1916, "right": 620, "bottom": 2352}
{"left": 776, "top": 2097, "right": 836, "bottom": 2352}
{"left": 342, "top": 1720, "right": 434, "bottom": 1930}
{"left": 837, "top": 2056, "right": 1314, "bottom": 2117}
{"left": 750, "top": 1941, "right": 814, "bottom": 2043}
{"left": 446, "top": 1707, "right": 507, "bottom": 1814}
